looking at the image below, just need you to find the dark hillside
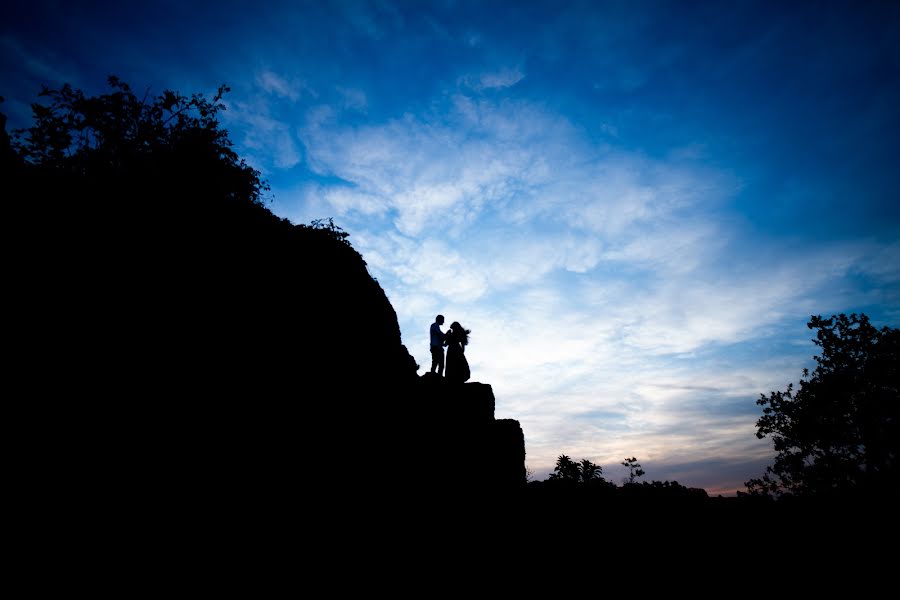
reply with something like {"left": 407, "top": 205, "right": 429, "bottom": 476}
{"left": 3, "top": 82, "right": 524, "bottom": 523}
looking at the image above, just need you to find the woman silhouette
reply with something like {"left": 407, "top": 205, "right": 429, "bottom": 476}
{"left": 445, "top": 321, "right": 471, "bottom": 383}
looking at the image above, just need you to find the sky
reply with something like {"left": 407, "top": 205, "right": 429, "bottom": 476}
{"left": 4, "top": 0, "right": 899, "bottom": 494}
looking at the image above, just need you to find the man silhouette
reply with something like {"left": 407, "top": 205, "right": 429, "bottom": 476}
{"left": 430, "top": 314, "right": 447, "bottom": 376}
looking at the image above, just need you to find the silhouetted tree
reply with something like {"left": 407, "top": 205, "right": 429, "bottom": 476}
{"left": 578, "top": 459, "right": 603, "bottom": 483}
{"left": 747, "top": 314, "right": 899, "bottom": 498}
{"left": 548, "top": 454, "right": 581, "bottom": 482}
{"left": 12, "top": 76, "right": 267, "bottom": 204}
{"left": 546, "top": 455, "right": 607, "bottom": 487}
{"left": 622, "top": 457, "right": 645, "bottom": 484}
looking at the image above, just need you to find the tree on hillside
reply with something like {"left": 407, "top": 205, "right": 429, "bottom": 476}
{"left": 621, "top": 457, "right": 645, "bottom": 484}
{"left": 11, "top": 76, "right": 267, "bottom": 202}
{"left": 747, "top": 314, "right": 899, "bottom": 498}
{"left": 5, "top": 76, "right": 370, "bottom": 254}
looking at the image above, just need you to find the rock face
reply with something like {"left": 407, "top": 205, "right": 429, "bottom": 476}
{"left": 132, "top": 204, "right": 528, "bottom": 500}
{"left": 414, "top": 376, "right": 527, "bottom": 492}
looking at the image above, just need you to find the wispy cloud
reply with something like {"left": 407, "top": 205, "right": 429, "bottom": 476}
{"left": 336, "top": 86, "right": 368, "bottom": 111}
{"left": 223, "top": 98, "right": 301, "bottom": 171}
{"left": 299, "top": 94, "right": 708, "bottom": 243}
{"left": 337, "top": 0, "right": 399, "bottom": 39}
{"left": 0, "top": 35, "right": 73, "bottom": 84}
{"left": 255, "top": 69, "right": 312, "bottom": 102}
{"left": 461, "top": 67, "right": 525, "bottom": 91}
{"left": 320, "top": 186, "right": 386, "bottom": 215}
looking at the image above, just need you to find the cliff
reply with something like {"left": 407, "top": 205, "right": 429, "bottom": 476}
{"left": 413, "top": 376, "right": 526, "bottom": 492}
{"left": 3, "top": 101, "right": 525, "bottom": 510}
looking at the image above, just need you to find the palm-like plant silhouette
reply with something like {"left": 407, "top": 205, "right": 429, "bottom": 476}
{"left": 549, "top": 455, "right": 580, "bottom": 481}
{"left": 579, "top": 459, "right": 603, "bottom": 483}
{"left": 549, "top": 455, "right": 604, "bottom": 484}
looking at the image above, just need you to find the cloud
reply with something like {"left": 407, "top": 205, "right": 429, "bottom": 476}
{"left": 299, "top": 94, "right": 710, "bottom": 243}
{"left": 461, "top": 67, "right": 525, "bottom": 91}
{"left": 256, "top": 70, "right": 306, "bottom": 101}
{"left": 355, "top": 233, "right": 490, "bottom": 302}
{"left": 503, "top": 352, "right": 801, "bottom": 484}
{"left": 388, "top": 235, "right": 893, "bottom": 483}
{"left": 0, "top": 35, "right": 73, "bottom": 84}
{"left": 485, "top": 240, "right": 896, "bottom": 480}
{"left": 337, "top": 0, "right": 393, "bottom": 39}
{"left": 336, "top": 86, "right": 367, "bottom": 111}
{"left": 854, "top": 240, "right": 900, "bottom": 283}
{"left": 223, "top": 99, "right": 301, "bottom": 171}
{"left": 291, "top": 88, "right": 900, "bottom": 494}
{"left": 322, "top": 186, "right": 386, "bottom": 215}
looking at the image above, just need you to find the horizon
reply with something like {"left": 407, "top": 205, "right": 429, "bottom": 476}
{"left": 4, "top": 1, "right": 899, "bottom": 494}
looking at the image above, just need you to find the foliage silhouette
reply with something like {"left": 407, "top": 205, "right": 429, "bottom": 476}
{"left": 621, "top": 457, "right": 645, "bottom": 484}
{"left": 529, "top": 454, "right": 704, "bottom": 516}
{"left": 309, "top": 217, "right": 352, "bottom": 247}
{"left": 747, "top": 314, "right": 899, "bottom": 499}
{"left": 578, "top": 458, "right": 603, "bottom": 483}
{"left": 12, "top": 76, "right": 268, "bottom": 204}
{"left": 545, "top": 455, "right": 610, "bottom": 490}
{"left": 548, "top": 454, "right": 581, "bottom": 482}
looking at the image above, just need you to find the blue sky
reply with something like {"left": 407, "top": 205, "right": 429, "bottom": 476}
{"left": 4, "top": 0, "right": 899, "bottom": 493}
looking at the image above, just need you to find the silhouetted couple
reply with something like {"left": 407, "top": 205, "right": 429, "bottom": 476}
{"left": 430, "top": 314, "right": 471, "bottom": 383}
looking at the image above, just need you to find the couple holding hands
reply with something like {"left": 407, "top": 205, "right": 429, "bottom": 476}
{"left": 429, "top": 314, "right": 470, "bottom": 383}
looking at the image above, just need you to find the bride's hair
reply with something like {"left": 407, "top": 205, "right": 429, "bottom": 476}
{"left": 450, "top": 322, "right": 471, "bottom": 346}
